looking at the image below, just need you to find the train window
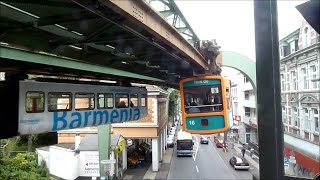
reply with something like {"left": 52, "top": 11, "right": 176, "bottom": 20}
{"left": 141, "top": 94, "right": 147, "bottom": 107}
{"left": 26, "top": 91, "right": 45, "bottom": 113}
{"left": 115, "top": 94, "right": 129, "bottom": 108}
{"left": 97, "top": 93, "right": 114, "bottom": 109}
{"left": 48, "top": 92, "right": 72, "bottom": 111}
{"left": 130, "top": 94, "right": 138, "bottom": 107}
{"left": 75, "top": 93, "right": 95, "bottom": 110}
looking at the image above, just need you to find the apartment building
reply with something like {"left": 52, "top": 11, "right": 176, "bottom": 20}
{"left": 279, "top": 18, "right": 319, "bottom": 177}
{"left": 230, "top": 72, "right": 258, "bottom": 145}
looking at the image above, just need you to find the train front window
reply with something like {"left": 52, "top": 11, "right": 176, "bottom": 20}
{"left": 48, "top": 93, "right": 72, "bottom": 111}
{"left": 183, "top": 85, "right": 223, "bottom": 113}
{"left": 26, "top": 91, "right": 44, "bottom": 113}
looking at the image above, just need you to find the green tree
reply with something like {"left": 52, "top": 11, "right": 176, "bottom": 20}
{"left": 168, "top": 89, "right": 180, "bottom": 124}
{"left": 0, "top": 137, "right": 20, "bottom": 158}
{"left": 0, "top": 153, "right": 49, "bottom": 180}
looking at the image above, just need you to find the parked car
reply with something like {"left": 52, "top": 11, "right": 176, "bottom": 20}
{"left": 229, "top": 156, "right": 250, "bottom": 170}
{"left": 216, "top": 139, "right": 227, "bottom": 148}
{"left": 167, "top": 135, "right": 175, "bottom": 148}
{"left": 200, "top": 136, "right": 209, "bottom": 144}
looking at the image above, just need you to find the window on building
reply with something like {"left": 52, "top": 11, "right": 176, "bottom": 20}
{"left": 244, "top": 91, "right": 249, "bottom": 100}
{"left": 234, "top": 102, "right": 238, "bottom": 115}
{"left": 286, "top": 73, "right": 290, "bottom": 91}
{"left": 291, "top": 71, "right": 297, "bottom": 90}
{"left": 311, "top": 65, "right": 319, "bottom": 89}
{"left": 301, "top": 68, "right": 308, "bottom": 90}
{"left": 281, "top": 74, "right": 285, "bottom": 91}
{"left": 304, "top": 108, "right": 311, "bottom": 131}
{"left": 282, "top": 106, "right": 287, "bottom": 123}
{"left": 280, "top": 46, "right": 284, "bottom": 57}
{"left": 295, "top": 39, "right": 299, "bottom": 51}
{"left": 293, "top": 107, "right": 299, "bottom": 127}
{"left": 244, "top": 76, "right": 249, "bottom": 83}
{"left": 290, "top": 41, "right": 296, "bottom": 53}
{"left": 245, "top": 107, "right": 250, "bottom": 117}
{"left": 313, "top": 109, "right": 319, "bottom": 132}
{"left": 303, "top": 27, "right": 309, "bottom": 47}
{"left": 283, "top": 44, "right": 290, "bottom": 56}
{"left": 288, "top": 107, "right": 292, "bottom": 125}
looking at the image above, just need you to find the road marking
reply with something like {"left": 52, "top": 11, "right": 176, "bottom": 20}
{"left": 193, "top": 135, "right": 199, "bottom": 161}
{"left": 195, "top": 165, "right": 199, "bottom": 173}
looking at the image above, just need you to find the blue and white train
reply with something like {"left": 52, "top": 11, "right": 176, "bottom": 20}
{"left": 18, "top": 80, "right": 148, "bottom": 135}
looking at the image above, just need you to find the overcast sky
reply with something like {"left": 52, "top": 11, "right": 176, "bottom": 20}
{"left": 174, "top": 0, "right": 307, "bottom": 76}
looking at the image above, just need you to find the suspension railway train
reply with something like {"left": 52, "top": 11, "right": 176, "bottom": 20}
{"left": 2, "top": 79, "right": 148, "bottom": 135}
{"left": 179, "top": 75, "right": 233, "bottom": 135}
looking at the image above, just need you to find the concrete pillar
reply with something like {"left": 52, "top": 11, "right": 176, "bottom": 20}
{"left": 152, "top": 138, "right": 159, "bottom": 171}
{"left": 165, "top": 125, "right": 168, "bottom": 149}
{"left": 158, "top": 136, "right": 161, "bottom": 162}
{"left": 163, "top": 128, "right": 166, "bottom": 152}
{"left": 160, "top": 133, "right": 163, "bottom": 161}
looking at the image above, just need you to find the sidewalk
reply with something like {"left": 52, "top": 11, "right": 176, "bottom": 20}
{"left": 122, "top": 147, "right": 174, "bottom": 180}
{"left": 232, "top": 142, "right": 260, "bottom": 170}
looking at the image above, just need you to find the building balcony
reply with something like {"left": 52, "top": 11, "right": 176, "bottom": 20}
{"left": 243, "top": 116, "right": 258, "bottom": 128}
{"left": 243, "top": 82, "right": 254, "bottom": 91}
{"left": 243, "top": 99, "right": 256, "bottom": 108}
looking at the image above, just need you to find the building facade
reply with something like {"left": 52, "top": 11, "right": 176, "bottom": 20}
{"left": 279, "top": 19, "right": 320, "bottom": 177}
{"left": 230, "top": 73, "right": 258, "bottom": 146}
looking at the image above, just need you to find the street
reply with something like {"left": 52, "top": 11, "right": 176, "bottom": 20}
{"left": 168, "top": 134, "right": 256, "bottom": 179}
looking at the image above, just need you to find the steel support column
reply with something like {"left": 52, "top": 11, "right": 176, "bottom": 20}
{"left": 253, "top": 0, "right": 284, "bottom": 179}
{"left": 98, "top": 124, "right": 111, "bottom": 179}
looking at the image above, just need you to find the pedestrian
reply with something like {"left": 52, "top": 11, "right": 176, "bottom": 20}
{"left": 241, "top": 148, "right": 245, "bottom": 157}
{"left": 250, "top": 148, "right": 254, "bottom": 158}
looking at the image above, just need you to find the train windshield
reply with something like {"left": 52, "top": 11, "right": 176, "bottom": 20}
{"left": 183, "top": 83, "right": 223, "bottom": 114}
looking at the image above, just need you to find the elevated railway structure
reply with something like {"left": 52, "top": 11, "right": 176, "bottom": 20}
{"left": 0, "top": 0, "right": 207, "bottom": 87}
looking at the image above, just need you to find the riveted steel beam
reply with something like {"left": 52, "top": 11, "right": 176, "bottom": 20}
{"left": 102, "top": 0, "right": 207, "bottom": 70}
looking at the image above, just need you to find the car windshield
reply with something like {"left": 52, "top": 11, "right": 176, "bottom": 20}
{"left": 201, "top": 136, "right": 208, "bottom": 140}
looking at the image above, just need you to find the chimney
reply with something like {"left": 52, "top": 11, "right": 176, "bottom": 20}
{"left": 75, "top": 133, "right": 81, "bottom": 150}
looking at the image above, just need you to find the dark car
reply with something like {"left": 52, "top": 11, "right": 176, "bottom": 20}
{"left": 200, "top": 136, "right": 209, "bottom": 144}
{"left": 229, "top": 156, "right": 250, "bottom": 170}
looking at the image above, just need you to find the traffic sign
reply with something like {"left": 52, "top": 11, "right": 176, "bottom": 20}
{"left": 127, "top": 139, "right": 133, "bottom": 146}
